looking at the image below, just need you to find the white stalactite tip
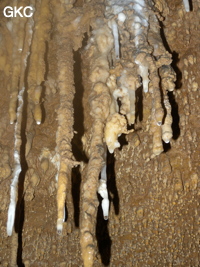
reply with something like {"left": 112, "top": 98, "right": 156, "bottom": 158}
{"left": 57, "top": 218, "right": 64, "bottom": 235}
{"left": 157, "top": 121, "right": 162, "bottom": 126}
{"left": 138, "top": 65, "right": 149, "bottom": 93}
{"left": 102, "top": 199, "right": 109, "bottom": 220}
{"left": 98, "top": 179, "right": 109, "bottom": 220}
{"left": 57, "top": 207, "right": 65, "bottom": 235}
{"left": 109, "top": 20, "right": 120, "bottom": 60}
{"left": 7, "top": 203, "right": 16, "bottom": 236}
{"left": 162, "top": 129, "right": 173, "bottom": 144}
{"left": 183, "top": 0, "right": 190, "bottom": 12}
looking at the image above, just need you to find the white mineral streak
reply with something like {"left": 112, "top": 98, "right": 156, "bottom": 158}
{"left": 98, "top": 156, "right": 109, "bottom": 220}
{"left": 7, "top": 16, "right": 34, "bottom": 236}
{"left": 183, "top": 0, "right": 190, "bottom": 12}
{"left": 98, "top": 179, "right": 109, "bottom": 219}
{"left": 109, "top": 19, "right": 120, "bottom": 60}
{"left": 133, "top": 1, "right": 150, "bottom": 93}
{"left": 7, "top": 90, "right": 24, "bottom": 236}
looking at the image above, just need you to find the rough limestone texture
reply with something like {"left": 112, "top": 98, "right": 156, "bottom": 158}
{"left": 0, "top": 0, "right": 200, "bottom": 266}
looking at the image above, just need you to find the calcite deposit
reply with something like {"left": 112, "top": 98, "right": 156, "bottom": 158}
{"left": 0, "top": 0, "right": 199, "bottom": 266}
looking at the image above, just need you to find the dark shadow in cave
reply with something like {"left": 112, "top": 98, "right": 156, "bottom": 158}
{"left": 40, "top": 40, "right": 49, "bottom": 124}
{"left": 16, "top": 197, "right": 25, "bottom": 267}
{"left": 14, "top": 67, "right": 29, "bottom": 267}
{"left": 188, "top": 0, "right": 193, "bottom": 11}
{"left": 135, "top": 85, "right": 143, "bottom": 123}
{"left": 96, "top": 193, "right": 112, "bottom": 266}
{"left": 107, "top": 151, "right": 119, "bottom": 216}
{"left": 72, "top": 36, "right": 88, "bottom": 163}
{"left": 64, "top": 203, "right": 68, "bottom": 224}
{"left": 118, "top": 133, "right": 128, "bottom": 152}
{"left": 171, "top": 51, "right": 182, "bottom": 90}
{"left": 71, "top": 166, "right": 81, "bottom": 227}
{"left": 168, "top": 91, "right": 180, "bottom": 140}
{"left": 71, "top": 33, "right": 89, "bottom": 227}
{"left": 96, "top": 149, "right": 119, "bottom": 265}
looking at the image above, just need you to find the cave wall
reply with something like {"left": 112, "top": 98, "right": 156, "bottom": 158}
{"left": 0, "top": 0, "right": 199, "bottom": 266}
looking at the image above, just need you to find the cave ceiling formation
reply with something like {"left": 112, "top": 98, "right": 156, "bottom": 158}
{"left": 0, "top": 0, "right": 199, "bottom": 266}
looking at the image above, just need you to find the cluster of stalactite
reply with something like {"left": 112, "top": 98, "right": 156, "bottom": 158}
{"left": 2, "top": 0, "right": 193, "bottom": 266}
{"left": 80, "top": 1, "right": 177, "bottom": 265}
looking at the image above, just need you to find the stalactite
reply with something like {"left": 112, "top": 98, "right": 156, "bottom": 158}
{"left": 7, "top": 14, "right": 34, "bottom": 237}
{"left": 183, "top": 0, "right": 190, "bottom": 12}
{"left": 55, "top": 37, "right": 79, "bottom": 234}
{"left": 8, "top": 1, "right": 27, "bottom": 124}
{"left": 54, "top": 15, "right": 79, "bottom": 234}
{"left": 103, "top": 0, "right": 175, "bottom": 158}
{"left": 7, "top": 86, "right": 25, "bottom": 236}
{"left": 80, "top": 0, "right": 177, "bottom": 265}
{"left": 80, "top": 18, "right": 112, "bottom": 266}
{"left": 98, "top": 150, "right": 109, "bottom": 220}
{"left": 27, "top": 0, "right": 51, "bottom": 125}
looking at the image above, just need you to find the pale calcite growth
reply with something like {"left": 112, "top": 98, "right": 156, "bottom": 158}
{"left": 182, "top": 0, "right": 190, "bottom": 12}
{"left": 7, "top": 89, "right": 24, "bottom": 236}
{"left": 94, "top": 24, "right": 114, "bottom": 54}
{"left": 7, "top": 15, "right": 34, "bottom": 236}
{"left": 105, "top": 113, "right": 133, "bottom": 153}
{"left": 135, "top": 53, "right": 150, "bottom": 93}
{"left": 117, "top": 68, "right": 140, "bottom": 125}
{"left": 98, "top": 179, "right": 109, "bottom": 219}
{"left": 89, "top": 56, "right": 110, "bottom": 84}
{"left": 80, "top": 2, "right": 177, "bottom": 263}
{"left": 109, "top": 19, "right": 120, "bottom": 59}
{"left": 98, "top": 164, "right": 109, "bottom": 220}
{"left": 106, "top": 74, "right": 119, "bottom": 114}
{"left": 118, "top": 12, "right": 126, "bottom": 23}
